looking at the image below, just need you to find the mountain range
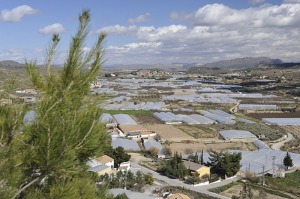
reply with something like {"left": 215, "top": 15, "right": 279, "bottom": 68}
{"left": 1, "top": 57, "right": 299, "bottom": 71}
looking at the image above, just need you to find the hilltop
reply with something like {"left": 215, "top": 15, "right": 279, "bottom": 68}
{"left": 0, "top": 60, "right": 24, "bottom": 69}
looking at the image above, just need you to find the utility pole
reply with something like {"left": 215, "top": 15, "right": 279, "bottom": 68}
{"left": 272, "top": 156, "right": 276, "bottom": 178}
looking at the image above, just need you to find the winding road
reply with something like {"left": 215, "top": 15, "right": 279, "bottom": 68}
{"left": 271, "top": 133, "right": 294, "bottom": 150}
{"left": 130, "top": 160, "right": 238, "bottom": 199}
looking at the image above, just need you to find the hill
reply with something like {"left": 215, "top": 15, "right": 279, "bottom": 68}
{"left": 201, "top": 57, "right": 283, "bottom": 69}
{"left": 0, "top": 60, "right": 24, "bottom": 69}
{"left": 258, "top": 62, "right": 300, "bottom": 69}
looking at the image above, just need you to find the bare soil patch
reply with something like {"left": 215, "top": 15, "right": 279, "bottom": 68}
{"left": 246, "top": 112, "right": 300, "bottom": 119}
{"left": 143, "top": 124, "right": 193, "bottom": 140}
{"left": 177, "top": 125, "right": 217, "bottom": 138}
{"left": 133, "top": 114, "right": 163, "bottom": 124}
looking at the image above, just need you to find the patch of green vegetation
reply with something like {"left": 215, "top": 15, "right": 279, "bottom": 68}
{"left": 177, "top": 125, "right": 216, "bottom": 139}
{"left": 234, "top": 113, "right": 261, "bottom": 123}
{"left": 265, "top": 170, "right": 300, "bottom": 197}
{"left": 249, "top": 183, "right": 293, "bottom": 199}
{"left": 102, "top": 109, "right": 152, "bottom": 116}
{"left": 161, "top": 186, "right": 218, "bottom": 199}
{"left": 209, "top": 182, "right": 239, "bottom": 193}
{"left": 210, "top": 181, "right": 293, "bottom": 199}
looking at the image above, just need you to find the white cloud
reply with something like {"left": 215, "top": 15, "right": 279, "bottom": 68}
{"left": 39, "top": 23, "right": 66, "bottom": 35}
{"left": 0, "top": 49, "right": 24, "bottom": 62}
{"left": 1, "top": 5, "right": 39, "bottom": 22}
{"left": 84, "top": 3, "right": 300, "bottom": 64}
{"left": 83, "top": 47, "right": 91, "bottom": 52}
{"left": 249, "top": 0, "right": 265, "bottom": 4}
{"left": 97, "top": 25, "right": 137, "bottom": 35}
{"left": 195, "top": 4, "right": 300, "bottom": 27}
{"left": 128, "top": 13, "right": 150, "bottom": 24}
{"left": 170, "top": 11, "right": 193, "bottom": 21}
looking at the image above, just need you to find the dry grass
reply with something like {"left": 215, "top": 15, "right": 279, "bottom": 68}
{"left": 177, "top": 125, "right": 217, "bottom": 138}
{"left": 221, "top": 184, "right": 286, "bottom": 199}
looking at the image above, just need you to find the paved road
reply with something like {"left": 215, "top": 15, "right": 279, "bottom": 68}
{"left": 271, "top": 133, "right": 294, "bottom": 150}
{"left": 131, "top": 161, "right": 238, "bottom": 199}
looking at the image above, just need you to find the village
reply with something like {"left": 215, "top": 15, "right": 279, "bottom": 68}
{"left": 3, "top": 67, "right": 299, "bottom": 198}
{"left": 84, "top": 70, "right": 300, "bottom": 198}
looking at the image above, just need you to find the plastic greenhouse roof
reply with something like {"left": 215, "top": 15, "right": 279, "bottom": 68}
{"left": 253, "top": 140, "right": 270, "bottom": 149}
{"left": 228, "top": 149, "right": 300, "bottom": 174}
{"left": 219, "top": 130, "right": 257, "bottom": 140}
{"left": 24, "top": 110, "right": 36, "bottom": 123}
{"left": 144, "top": 141, "right": 163, "bottom": 151}
{"left": 239, "top": 104, "right": 277, "bottom": 110}
{"left": 99, "top": 113, "right": 116, "bottom": 124}
{"left": 262, "top": 118, "right": 300, "bottom": 125}
{"left": 112, "top": 138, "right": 140, "bottom": 151}
{"left": 208, "top": 110, "right": 235, "bottom": 119}
{"left": 113, "top": 114, "right": 138, "bottom": 125}
{"left": 201, "top": 111, "right": 236, "bottom": 125}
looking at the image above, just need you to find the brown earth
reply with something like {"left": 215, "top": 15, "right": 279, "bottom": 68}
{"left": 246, "top": 112, "right": 300, "bottom": 119}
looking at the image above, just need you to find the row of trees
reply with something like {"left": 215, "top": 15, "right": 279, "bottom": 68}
{"left": 208, "top": 150, "right": 242, "bottom": 178}
{"left": 0, "top": 10, "right": 112, "bottom": 198}
{"left": 158, "top": 153, "right": 188, "bottom": 179}
{"left": 105, "top": 146, "right": 131, "bottom": 168}
{"left": 99, "top": 171, "right": 154, "bottom": 192}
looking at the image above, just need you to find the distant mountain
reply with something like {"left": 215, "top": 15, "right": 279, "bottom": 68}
{"left": 258, "top": 62, "right": 300, "bottom": 69}
{"left": 104, "top": 63, "right": 195, "bottom": 71}
{"left": 0, "top": 60, "right": 24, "bottom": 69}
{"left": 201, "top": 57, "right": 283, "bottom": 69}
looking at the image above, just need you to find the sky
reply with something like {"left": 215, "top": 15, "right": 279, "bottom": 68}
{"left": 1, "top": 0, "right": 300, "bottom": 66}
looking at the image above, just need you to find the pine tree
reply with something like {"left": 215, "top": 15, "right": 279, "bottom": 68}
{"left": 283, "top": 152, "right": 293, "bottom": 170}
{"left": 200, "top": 149, "right": 204, "bottom": 165}
{"left": 0, "top": 9, "right": 112, "bottom": 199}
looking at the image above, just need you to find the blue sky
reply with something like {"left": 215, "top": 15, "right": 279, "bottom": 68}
{"left": 1, "top": 0, "right": 300, "bottom": 65}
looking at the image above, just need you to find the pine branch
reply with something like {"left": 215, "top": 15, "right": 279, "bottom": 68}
{"left": 75, "top": 119, "right": 96, "bottom": 149}
{"left": 12, "top": 177, "right": 39, "bottom": 199}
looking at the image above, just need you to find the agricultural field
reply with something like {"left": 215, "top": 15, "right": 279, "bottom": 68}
{"left": 247, "top": 112, "right": 300, "bottom": 119}
{"left": 210, "top": 171, "right": 300, "bottom": 199}
{"left": 265, "top": 170, "right": 300, "bottom": 198}
{"left": 211, "top": 182, "right": 290, "bottom": 199}
{"left": 167, "top": 141, "right": 256, "bottom": 154}
{"left": 133, "top": 114, "right": 163, "bottom": 124}
{"left": 280, "top": 126, "right": 300, "bottom": 153}
{"left": 143, "top": 124, "right": 194, "bottom": 140}
{"left": 177, "top": 125, "right": 217, "bottom": 138}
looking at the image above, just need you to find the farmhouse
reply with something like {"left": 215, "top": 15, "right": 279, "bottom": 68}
{"left": 183, "top": 161, "right": 210, "bottom": 178}
{"left": 119, "top": 125, "right": 156, "bottom": 139}
{"left": 95, "top": 155, "right": 114, "bottom": 168}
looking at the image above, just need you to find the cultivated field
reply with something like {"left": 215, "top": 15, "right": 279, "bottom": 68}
{"left": 177, "top": 125, "right": 217, "bottom": 138}
{"left": 280, "top": 126, "right": 300, "bottom": 137}
{"left": 280, "top": 125, "right": 300, "bottom": 153}
{"left": 143, "top": 124, "right": 194, "bottom": 140}
{"left": 219, "top": 183, "right": 287, "bottom": 199}
{"left": 133, "top": 114, "right": 163, "bottom": 124}
{"left": 247, "top": 112, "right": 300, "bottom": 119}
